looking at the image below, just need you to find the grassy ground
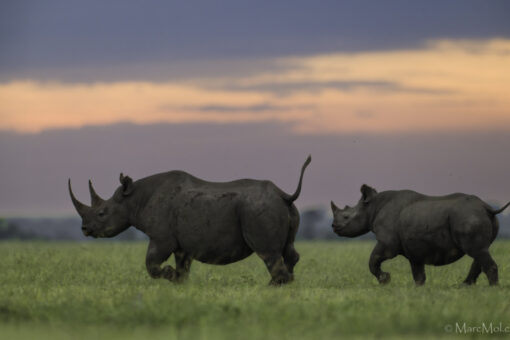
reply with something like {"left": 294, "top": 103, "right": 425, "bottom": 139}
{"left": 0, "top": 241, "right": 509, "bottom": 339}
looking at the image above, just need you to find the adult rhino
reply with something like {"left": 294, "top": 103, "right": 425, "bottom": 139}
{"left": 69, "top": 156, "right": 311, "bottom": 285}
{"left": 331, "top": 184, "right": 509, "bottom": 286}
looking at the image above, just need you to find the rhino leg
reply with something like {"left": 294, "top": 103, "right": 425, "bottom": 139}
{"left": 471, "top": 250, "right": 498, "bottom": 286}
{"left": 410, "top": 261, "right": 426, "bottom": 286}
{"left": 175, "top": 250, "right": 193, "bottom": 282}
{"left": 241, "top": 208, "right": 293, "bottom": 285}
{"left": 463, "top": 260, "right": 482, "bottom": 285}
{"left": 260, "top": 254, "right": 292, "bottom": 285}
{"left": 283, "top": 206, "right": 300, "bottom": 277}
{"left": 283, "top": 245, "right": 299, "bottom": 277}
{"left": 456, "top": 219, "right": 498, "bottom": 286}
{"left": 145, "top": 239, "right": 179, "bottom": 282}
{"left": 369, "top": 242, "right": 397, "bottom": 285}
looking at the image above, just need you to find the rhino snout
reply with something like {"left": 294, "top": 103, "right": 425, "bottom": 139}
{"left": 81, "top": 225, "right": 94, "bottom": 237}
{"left": 331, "top": 223, "right": 345, "bottom": 233}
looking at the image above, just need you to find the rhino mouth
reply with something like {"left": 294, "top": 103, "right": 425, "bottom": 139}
{"left": 83, "top": 230, "right": 96, "bottom": 237}
{"left": 82, "top": 227, "right": 98, "bottom": 238}
{"left": 332, "top": 224, "right": 358, "bottom": 235}
{"left": 332, "top": 224, "right": 345, "bottom": 232}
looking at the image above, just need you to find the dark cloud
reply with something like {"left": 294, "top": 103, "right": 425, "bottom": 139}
{"left": 161, "top": 103, "right": 315, "bottom": 113}
{"left": 1, "top": 0, "right": 509, "bottom": 82}
{"left": 219, "top": 80, "right": 454, "bottom": 96}
{"left": 1, "top": 122, "right": 509, "bottom": 216}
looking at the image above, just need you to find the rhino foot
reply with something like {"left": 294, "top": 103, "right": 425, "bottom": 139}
{"left": 462, "top": 279, "right": 476, "bottom": 286}
{"left": 269, "top": 274, "right": 292, "bottom": 286}
{"left": 161, "top": 266, "right": 179, "bottom": 282}
{"left": 378, "top": 272, "right": 391, "bottom": 285}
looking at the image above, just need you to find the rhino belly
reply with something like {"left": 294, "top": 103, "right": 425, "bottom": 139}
{"left": 401, "top": 225, "right": 465, "bottom": 266}
{"left": 192, "top": 242, "right": 253, "bottom": 265}
{"left": 174, "top": 204, "right": 253, "bottom": 265}
{"left": 407, "top": 243, "right": 464, "bottom": 265}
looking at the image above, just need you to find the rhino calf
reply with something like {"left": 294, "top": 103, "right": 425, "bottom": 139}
{"left": 69, "top": 156, "right": 311, "bottom": 285}
{"left": 331, "top": 185, "right": 509, "bottom": 286}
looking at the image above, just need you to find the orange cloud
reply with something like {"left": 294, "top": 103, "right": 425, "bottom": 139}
{"left": 1, "top": 39, "right": 509, "bottom": 133}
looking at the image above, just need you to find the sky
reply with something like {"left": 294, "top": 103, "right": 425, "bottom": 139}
{"left": 1, "top": 1, "right": 510, "bottom": 216}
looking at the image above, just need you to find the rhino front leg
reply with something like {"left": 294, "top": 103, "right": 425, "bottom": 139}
{"left": 369, "top": 242, "right": 396, "bottom": 285}
{"left": 410, "top": 261, "right": 426, "bottom": 286}
{"left": 463, "top": 260, "right": 481, "bottom": 285}
{"left": 146, "top": 239, "right": 178, "bottom": 282}
{"left": 175, "top": 251, "right": 193, "bottom": 282}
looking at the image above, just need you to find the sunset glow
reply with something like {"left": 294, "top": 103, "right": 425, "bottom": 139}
{"left": 1, "top": 39, "right": 509, "bottom": 133}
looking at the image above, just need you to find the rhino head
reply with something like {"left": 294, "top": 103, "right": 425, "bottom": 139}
{"left": 330, "top": 184, "right": 377, "bottom": 237}
{"left": 68, "top": 173, "right": 134, "bottom": 238}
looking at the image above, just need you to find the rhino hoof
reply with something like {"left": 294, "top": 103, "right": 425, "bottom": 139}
{"left": 378, "top": 272, "right": 391, "bottom": 285}
{"left": 269, "top": 276, "right": 291, "bottom": 286}
{"left": 175, "top": 274, "right": 189, "bottom": 284}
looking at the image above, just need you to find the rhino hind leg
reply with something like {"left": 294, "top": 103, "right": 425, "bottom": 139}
{"left": 410, "top": 262, "right": 426, "bottom": 286}
{"left": 283, "top": 245, "right": 299, "bottom": 277}
{"left": 471, "top": 250, "right": 498, "bottom": 286}
{"left": 260, "top": 254, "right": 292, "bottom": 285}
{"left": 369, "top": 242, "right": 397, "bottom": 285}
{"left": 458, "top": 228, "right": 498, "bottom": 286}
{"left": 463, "top": 260, "right": 482, "bottom": 285}
{"left": 241, "top": 208, "right": 293, "bottom": 285}
{"left": 283, "top": 206, "right": 300, "bottom": 277}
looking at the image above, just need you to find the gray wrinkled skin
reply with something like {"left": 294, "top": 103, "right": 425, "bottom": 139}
{"left": 331, "top": 184, "right": 510, "bottom": 286}
{"left": 69, "top": 156, "right": 311, "bottom": 285}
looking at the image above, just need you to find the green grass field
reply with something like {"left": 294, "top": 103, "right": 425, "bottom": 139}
{"left": 1, "top": 241, "right": 509, "bottom": 339}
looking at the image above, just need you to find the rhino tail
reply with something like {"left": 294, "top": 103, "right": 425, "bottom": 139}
{"left": 281, "top": 155, "right": 311, "bottom": 204}
{"left": 488, "top": 201, "right": 510, "bottom": 215}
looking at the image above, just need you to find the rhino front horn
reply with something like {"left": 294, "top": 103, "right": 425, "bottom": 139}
{"left": 88, "top": 180, "right": 105, "bottom": 206}
{"left": 68, "top": 179, "right": 91, "bottom": 217}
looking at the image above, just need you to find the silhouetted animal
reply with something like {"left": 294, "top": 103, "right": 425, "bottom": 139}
{"left": 331, "top": 184, "right": 509, "bottom": 286}
{"left": 69, "top": 156, "right": 311, "bottom": 285}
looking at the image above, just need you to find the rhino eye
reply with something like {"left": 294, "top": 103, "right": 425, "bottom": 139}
{"left": 98, "top": 209, "right": 107, "bottom": 217}
{"left": 343, "top": 215, "right": 349, "bottom": 220}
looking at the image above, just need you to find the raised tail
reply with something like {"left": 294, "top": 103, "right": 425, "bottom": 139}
{"left": 281, "top": 155, "right": 312, "bottom": 203}
{"left": 488, "top": 201, "right": 510, "bottom": 215}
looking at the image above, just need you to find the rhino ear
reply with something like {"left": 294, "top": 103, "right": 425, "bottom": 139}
{"left": 330, "top": 201, "right": 340, "bottom": 212}
{"left": 360, "top": 184, "right": 377, "bottom": 203}
{"left": 119, "top": 173, "right": 134, "bottom": 196}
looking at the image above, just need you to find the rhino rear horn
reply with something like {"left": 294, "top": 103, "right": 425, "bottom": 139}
{"left": 88, "top": 180, "right": 105, "bottom": 206}
{"left": 68, "top": 179, "right": 91, "bottom": 217}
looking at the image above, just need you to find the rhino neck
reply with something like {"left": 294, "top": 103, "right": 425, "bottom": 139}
{"left": 124, "top": 173, "right": 184, "bottom": 234}
{"left": 366, "top": 191, "right": 395, "bottom": 231}
{"left": 124, "top": 192, "right": 148, "bottom": 233}
{"left": 122, "top": 179, "right": 159, "bottom": 233}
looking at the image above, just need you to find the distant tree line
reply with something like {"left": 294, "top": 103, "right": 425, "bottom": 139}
{"left": 0, "top": 218, "right": 40, "bottom": 240}
{"left": 1, "top": 207, "right": 509, "bottom": 241}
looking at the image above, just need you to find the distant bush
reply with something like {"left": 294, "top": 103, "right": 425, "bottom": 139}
{"left": 0, "top": 218, "right": 39, "bottom": 240}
